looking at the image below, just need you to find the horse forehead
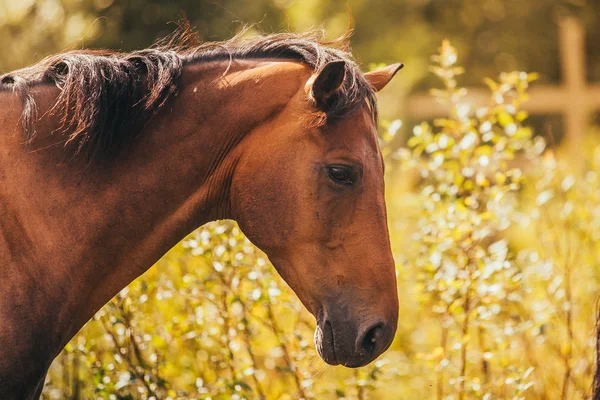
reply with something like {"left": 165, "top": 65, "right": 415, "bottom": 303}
{"left": 327, "top": 108, "right": 381, "bottom": 157}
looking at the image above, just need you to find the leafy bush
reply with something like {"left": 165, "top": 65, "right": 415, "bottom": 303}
{"left": 43, "top": 42, "right": 600, "bottom": 400}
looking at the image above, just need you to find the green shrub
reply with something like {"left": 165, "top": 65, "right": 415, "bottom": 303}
{"left": 43, "top": 42, "right": 600, "bottom": 400}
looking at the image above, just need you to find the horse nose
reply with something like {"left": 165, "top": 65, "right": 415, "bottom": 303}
{"left": 355, "top": 321, "right": 395, "bottom": 362}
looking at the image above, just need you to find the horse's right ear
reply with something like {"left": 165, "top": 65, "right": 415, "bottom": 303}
{"left": 305, "top": 61, "right": 346, "bottom": 109}
{"left": 364, "top": 63, "right": 404, "bottom": 92}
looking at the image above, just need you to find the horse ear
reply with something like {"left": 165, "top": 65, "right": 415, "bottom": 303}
{"left": 364, "top": 63, "right": 404, "bottom": 92}
{"left": 306, "top": 61, "right": 346, "bottom": 108}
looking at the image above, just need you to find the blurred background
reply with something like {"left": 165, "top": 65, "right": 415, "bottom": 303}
{"left": 2, "top": 0, "right": 600, "bottom": 399}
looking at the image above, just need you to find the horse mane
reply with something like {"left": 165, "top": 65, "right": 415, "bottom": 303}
{"left": 0, "top": 23, "right": 377, "bottom": 159}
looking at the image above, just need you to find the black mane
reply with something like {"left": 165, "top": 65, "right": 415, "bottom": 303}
{"left": 0, "top": 25, "right": 377, "bottom": 159}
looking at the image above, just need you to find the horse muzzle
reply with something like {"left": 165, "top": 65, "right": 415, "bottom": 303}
{"left": 314, "top": 311, "right": 396, "bottom": 368}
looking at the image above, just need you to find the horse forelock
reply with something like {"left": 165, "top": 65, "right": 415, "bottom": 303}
{"left": 0, "top": 24, "right": 378, "bottom": 160}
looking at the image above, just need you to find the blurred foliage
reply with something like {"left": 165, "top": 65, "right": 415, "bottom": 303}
{"left": 37, "top": 39, "right": 600, "bottom": 399}
{"left": 2, "top": 0, "right": 600, "bottom": 88}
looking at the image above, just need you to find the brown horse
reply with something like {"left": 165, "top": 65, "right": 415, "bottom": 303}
{"left": 0, "top": 28, "right": 402, "bottom": 398}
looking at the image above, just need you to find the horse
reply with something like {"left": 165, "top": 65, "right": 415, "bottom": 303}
{"left": 0, "top": 26, "right": 402, "bottom": 398}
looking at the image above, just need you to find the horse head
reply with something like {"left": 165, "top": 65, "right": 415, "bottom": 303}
{"left": 230, "top": 61, "right": 402, "bottom": 367}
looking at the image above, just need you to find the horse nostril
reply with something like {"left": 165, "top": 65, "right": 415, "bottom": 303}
{"left": 359, "top": 323, "right": 383, "bottom": 357}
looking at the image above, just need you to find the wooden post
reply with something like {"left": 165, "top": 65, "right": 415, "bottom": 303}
{"left": 559, "top": 16, "right": 587, "bottom": 155}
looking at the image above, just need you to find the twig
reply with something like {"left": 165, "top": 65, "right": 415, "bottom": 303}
{"left": 100, "top": 316, "right": 158, "bottom": 398}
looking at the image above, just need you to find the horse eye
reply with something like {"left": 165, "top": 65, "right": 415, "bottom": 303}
{"left": 327, "top": 166, "right": 354, "bottom": 185}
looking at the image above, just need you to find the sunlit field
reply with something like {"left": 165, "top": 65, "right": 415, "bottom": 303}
{"left": 2, "top": 1, "right": 599, "bottom": 399}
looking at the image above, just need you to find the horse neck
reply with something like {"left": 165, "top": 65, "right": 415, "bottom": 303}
{"left": 0, "top": 59, "right": 309, "bottom": 352}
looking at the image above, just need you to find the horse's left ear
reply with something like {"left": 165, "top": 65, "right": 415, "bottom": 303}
{"left": 306, "top": 61, "right": 346, "bottom": 108}
{"left": 364, "top": 63, "right": 404, "bottom": 92}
